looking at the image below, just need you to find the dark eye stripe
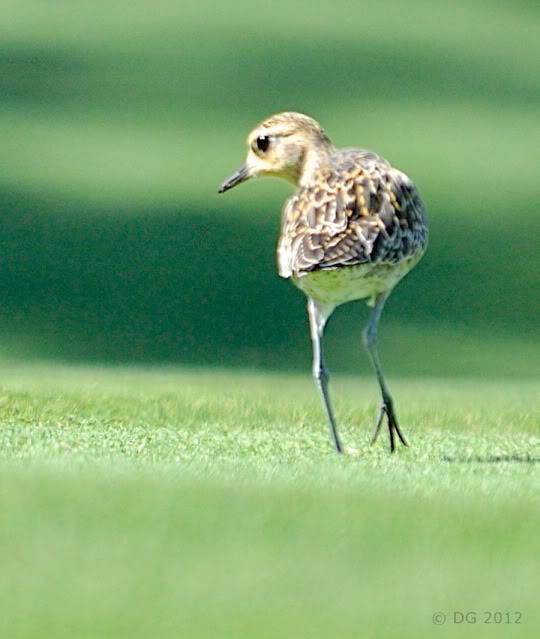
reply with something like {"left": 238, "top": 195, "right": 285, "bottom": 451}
{"left": 256, "top": 136, "right": 270, "bottom": 152}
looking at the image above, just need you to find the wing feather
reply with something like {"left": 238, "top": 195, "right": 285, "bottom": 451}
{"left": 277, "top": 150, "right": 427, "bottom": 278}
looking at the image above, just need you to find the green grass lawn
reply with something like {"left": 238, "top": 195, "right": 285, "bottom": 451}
{"left": 0, "top": 361, "right": 538, "bottom": 638}
{"left": 1, "top": 3, "right": 539, "bottom": 633}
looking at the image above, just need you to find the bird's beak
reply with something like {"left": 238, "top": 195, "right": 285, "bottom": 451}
{"left": 218, "top": 165, "right": 250, "bottom": 194}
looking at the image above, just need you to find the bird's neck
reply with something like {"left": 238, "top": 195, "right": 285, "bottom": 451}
{"left": 298, "top": 143, "right": 335, "bottom": 187}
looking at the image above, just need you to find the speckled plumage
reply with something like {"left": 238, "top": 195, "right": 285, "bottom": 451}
{"left": 219, "top": 112, "right": 429, "bottom": 454}
{"left": 277, "top": 148, "right": 428, "bottom": 306}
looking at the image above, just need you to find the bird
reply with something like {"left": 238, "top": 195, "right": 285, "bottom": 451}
{"left": 218, "top": 112, "right": 428, "bottom": 454}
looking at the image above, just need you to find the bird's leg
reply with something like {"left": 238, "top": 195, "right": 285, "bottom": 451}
{"left": 307, "top": 298, "right": 343, "bottom": 453}
{"left": 362, "top": 293, "right": 409, "bottom": 452}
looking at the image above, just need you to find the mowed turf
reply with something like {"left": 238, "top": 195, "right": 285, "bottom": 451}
{"left": 0, "top": 362, "right": 538, "bottom": 638}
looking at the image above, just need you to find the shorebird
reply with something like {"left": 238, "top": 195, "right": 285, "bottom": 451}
{"left": 218, "top": 112, "right": 428, "bottom": 453}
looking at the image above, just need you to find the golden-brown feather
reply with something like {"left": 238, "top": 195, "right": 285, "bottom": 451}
{"left": 277, "top": 149, "right": 428, "bottom": 285}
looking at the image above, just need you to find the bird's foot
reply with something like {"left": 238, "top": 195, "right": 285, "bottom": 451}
{"left": 370, "top": 398, "right": 409, "bottom": 453}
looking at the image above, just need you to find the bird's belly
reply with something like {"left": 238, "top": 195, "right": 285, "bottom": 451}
{"left": 292, "top": 256, "right": 421, "bottom": 306}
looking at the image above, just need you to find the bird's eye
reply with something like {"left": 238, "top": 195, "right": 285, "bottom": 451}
{"left": 256, "top": 135, "right": 270, "bottom": 153}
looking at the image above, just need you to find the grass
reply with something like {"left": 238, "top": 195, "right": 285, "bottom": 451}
{"left": 0, "top": 361, "right": 538, "bottom": 638}
{"left": 1, "top": 3, "right": 538, "bottom": 635}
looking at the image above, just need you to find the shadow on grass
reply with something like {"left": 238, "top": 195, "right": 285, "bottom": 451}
{"left": 0, "top": 186, "right": 538, "bottom": 370}
{"left": 1, "top": 29, "right": 538, "bottom": 117}
{"left": 442, "top": 455, "right": 540, "bottom": 464}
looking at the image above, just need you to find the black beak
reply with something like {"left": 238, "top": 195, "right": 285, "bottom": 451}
{"left": 218, "top": 165, "right": 250, "bottom": 194}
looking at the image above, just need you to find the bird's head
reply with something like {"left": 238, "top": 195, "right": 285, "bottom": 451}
{"left": 218, "top": 112, "right": 334, "bottom": 194}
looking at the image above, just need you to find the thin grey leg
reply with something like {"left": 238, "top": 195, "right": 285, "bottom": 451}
{"left": 362, "top": 292, "right": 409, "bottom": 452}
{"left": 307, "top": 298, "right": 343, "bottom": 453}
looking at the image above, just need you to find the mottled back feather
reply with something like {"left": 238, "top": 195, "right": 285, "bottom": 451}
{"left": 277, "top": 149, "right": 428, "bottom": 278}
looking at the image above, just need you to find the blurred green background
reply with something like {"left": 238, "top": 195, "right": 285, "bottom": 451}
{"left": 1, "top": 0, "right": 539, "bottom": 376}
{"left": 1, "top": 5, "right": 539, "bottom": 639}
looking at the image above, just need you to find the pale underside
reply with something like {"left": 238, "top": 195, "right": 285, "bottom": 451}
{"left": 292, "top": 252, "right": 423, "bottom": 312}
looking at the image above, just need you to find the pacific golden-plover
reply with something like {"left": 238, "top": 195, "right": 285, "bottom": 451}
{"left": 218, "top": 112, "right": 428, "bottom": 453}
